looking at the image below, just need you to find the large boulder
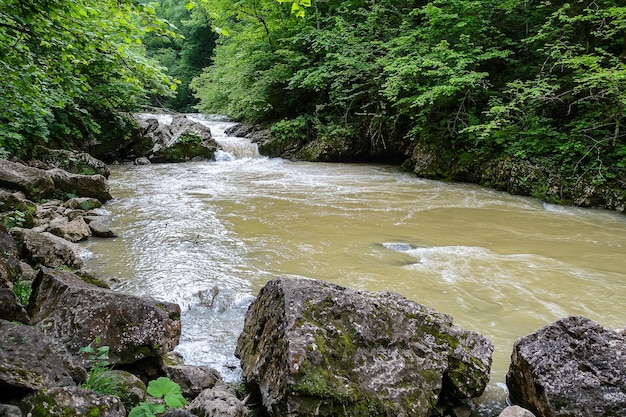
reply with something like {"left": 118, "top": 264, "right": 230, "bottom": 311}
{"left": 47, "top": 168, "right": 112, "bottom": 203}
{"left": 12, "top": 229, "right": 85, "bottom": 270}
{"left": 31, "top": 146, "right": 111, "bottom": 178}
{"left": 0, "top": 320, "right": 79, "bottom": 401}
{"left": 28, "top": 267, "right": 181, "bottom": 365}
{"left": 236, "top": 278, "right": 493, "bottom": 417}
{"left": 47, "top": 216, "right": 91, "bottom": 242}
{"left": 506, "top": 316, "right": 626, "bottom": 417}
{"left": 136, "top": 114, "right": 218, "bottom": 163}
{"left": 0, "top": 159, "right": 55, "bottom": 200}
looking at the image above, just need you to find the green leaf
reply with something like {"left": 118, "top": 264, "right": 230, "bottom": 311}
{"left": 128, "top": 402, "right": 164, "bottom": 417}
{"left": 147, "top": 377, "right": 186, "bottom": 409}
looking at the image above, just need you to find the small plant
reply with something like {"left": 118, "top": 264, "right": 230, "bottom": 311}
{"left": 129, "top": 377, "right": 186, "bottom": 417}
{"left": 3, "top": 210, "right": 26, "bottom": 228}
{"left": 78, "top": 338, "right": 126, "bottom": 398}
{"left": 12, "top": 278, "right": 32, "bottom": 307}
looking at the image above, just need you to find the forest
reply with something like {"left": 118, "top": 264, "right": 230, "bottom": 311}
{"left": 1, "top": 0, "right": 625, "bottom": 207}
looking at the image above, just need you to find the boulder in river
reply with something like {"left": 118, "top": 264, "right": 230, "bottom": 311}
{"left": 236, "top": 277, "right": 493, "bottom": 417}
{"left": 506, "top": 315, "right": 626, "bottom": 417}
{"left": 28, "top": 267, "right": 182, "bottom": 365}
{"left": 136, "top": 114, "right": 219, "bottom": 163}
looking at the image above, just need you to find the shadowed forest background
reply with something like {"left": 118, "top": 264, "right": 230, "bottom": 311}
{"left": 1, "top": 0, "right": 625, "bottom": 206}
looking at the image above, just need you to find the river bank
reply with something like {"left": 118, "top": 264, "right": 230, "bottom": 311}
{"left": 226, "top": 123, "right": 626, "bottom": 215}
{"left": 81, "top": 117, "right": 625, "bottom": 416}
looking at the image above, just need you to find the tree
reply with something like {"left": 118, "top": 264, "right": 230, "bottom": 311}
{"left": 143, "top": 0, "right": 217, "bottom": 112}
{"left": 0, "top": 0, "right": 177, "bottom": 157}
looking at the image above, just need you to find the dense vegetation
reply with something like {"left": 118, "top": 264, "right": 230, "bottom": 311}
{"left": 0, "top": 0, "right": 177, "bottom": 158}
{"left": 1, "top": 0, "right": 625, "bottom": 208}
{"left": 190, "top": 0, "right": 626, "bottom": 206}
{"left": 143, "top": 0, "right": 217, "bottom": 111}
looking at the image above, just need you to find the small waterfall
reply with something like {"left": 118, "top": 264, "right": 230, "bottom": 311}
{"left": 186, "top": 114, "right": 261, "bottom": 160}
{"left": 135, "top": 112, "right": 261, "bottom": 161}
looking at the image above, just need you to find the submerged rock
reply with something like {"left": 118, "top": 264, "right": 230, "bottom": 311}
{"left": 507, "top": 315, "right": 626, "bottom": 417}
{"left": 236, "top": 277, "right": 493, "bottom": 417}
{"left": 28, "top": 267, "right": 182, "bottom": 365}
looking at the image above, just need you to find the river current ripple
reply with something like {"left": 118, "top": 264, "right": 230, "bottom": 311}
{"left": 82, "top": 115, "right": 626, "bottom": 416}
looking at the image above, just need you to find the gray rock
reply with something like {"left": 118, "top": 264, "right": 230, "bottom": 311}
{"left": 188, "top": 385, "right": 248, "bottom": 417}
{"left": 0, "top": 320, "right": 78, "bottom": 401}
{"left": 18, "top": 261, "right": 35, "bottom": 282}
{"left": 162, "top": 410, "right": 199, "bottom": 417}
{"left": 0, "top": 404, "right": 22, "bottom": 417}
{"left": 507, "top": 315, "right": 626, "bottom": 417}
{"left": 63, "top": 197, "right": 102, "bottom": 211}
{"left": 48, "top": 216, "right": 91, "bottom": 242}
{"left": 106, "top": 370, "right": 146, "bottom": 410}
{"left": 19, "top": 386, "right": 125, "bottom": 417}
{"left": 135, "top": 157, "right": 151, "bottom": 165}
{"left": 0, "top": 288, "right": 29, "bottom": 323}
{"left": 0, "top": 159, "right": 55, "bottom": 200}
{"left": 89, "top": 220, "right": 118, "bottom": 237}
{"left": 31, "top": 145, "right": 111, "bottom": 178}
{"left": 28, "top": 267, "right": 181, "bottom": 365}
{"left": 498, "top": 405, "right": 536, "bottom": 417}
{"left": 12, "top": 229, "right": 84, "bottom": 270}
{"left": 136, "top": 114, "right": 218, "bottom": 163}
{"left": 236, "top": 277, "right": 493, "bottom": 417}
{"left": 47, "top": 168, "right": 112, "bottom": 203}
{"left": 164, "top": 365, "right": 222, "bottom": 398}
{"left": 0, "top": 225, "right": 21, "bottom": 285}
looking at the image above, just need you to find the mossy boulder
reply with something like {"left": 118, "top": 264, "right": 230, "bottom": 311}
{"left": 507, "top": 316, "right": 626, "bottom": 417}
{"left": 236, "top": 278, "right": 493, "bottom": 417}
{"left": 28, "top": 267, "right": 181, "bottom": 365}
{"left": 136, "top": 114, "right": 218, "bottom": 163}
{"left": 31, "top": 146, "right": 111, "bottom": 178}
{"left": 0, "top": 320, "right": 79, "bottom": 402}
{"left": 19, "top": 386, "right": 125, "bottom": 417}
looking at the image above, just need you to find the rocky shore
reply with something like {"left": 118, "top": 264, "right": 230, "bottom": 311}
{"left": 0, "top": 145, "right": 624, "bottom": 417}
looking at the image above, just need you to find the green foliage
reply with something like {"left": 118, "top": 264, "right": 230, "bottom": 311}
{"left": 78, "top": 338, "right": 127, "bottom": 399}
{"left": 12, "top": 278, "right": 32, "bottom": 307}
{"left": 128, "top": 377, "right": 186, "bottom": 417}
{"left": 3, "top": 210, "right": 27, "bottom": 229}
{"left": 78, "top": 337, "right": 111, "bottom": 368}
{"left": 188, "top": 0, "right": 625, "bottom": 193}
{"left": 143, "top": 0, "right": 218, "bottom": 112}
{"left": 0, "top": 0, "right": 178, "bottom": 157}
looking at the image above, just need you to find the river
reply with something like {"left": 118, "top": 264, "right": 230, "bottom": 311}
{"left": 82, "top": 115, "right": 626, "bottom": 415}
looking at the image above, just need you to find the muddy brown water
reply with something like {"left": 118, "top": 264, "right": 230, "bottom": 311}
{"left": 82, "top": 116, "right": 626, "bottom": 415}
